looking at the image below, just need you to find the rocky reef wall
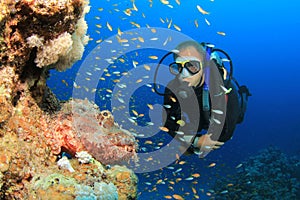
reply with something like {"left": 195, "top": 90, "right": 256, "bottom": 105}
{"left": 0, "top": 0, "right": 138, "bottom": 199}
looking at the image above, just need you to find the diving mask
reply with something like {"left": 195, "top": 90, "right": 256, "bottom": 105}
{"left": 169, "top": 56, "right": 203, "bottom": 76}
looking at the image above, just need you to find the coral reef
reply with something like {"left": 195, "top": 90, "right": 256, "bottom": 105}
{"left": 0, "top": 0, "right": 89, "bottom": 112}
{"left": 0, "top": 0, "right": 139, "bottom": 199}
{"left": 107, "top": 165, "right": 138, "bottom": 200}
{"left": 211, "top": 146, "right": 300, "bottom": 199}
{"left": 30, "top": 158, "right": 137, "bottom": 199}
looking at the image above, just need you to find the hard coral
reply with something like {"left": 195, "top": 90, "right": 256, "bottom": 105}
{"left": 0, "top": 0, "right": 90, "bottom": 113}
{"left": 107, "top": 165, "right": 138, "bottom": 200}
{"left": 34, "top": 32, "right": 73, "bottom": 68}
{"left": 212, "top": 146, "right": 300, "bottom": 199}
{"left": 47, "top": 98, "right": 138, "bottom": 165}
{"left": 30, "top": 158, "right": 137, "bottom": 200}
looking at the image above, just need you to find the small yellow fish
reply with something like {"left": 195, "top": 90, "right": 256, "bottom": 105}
{"left": 144, "top": 140, "right": 153, "bottom": 144}
{"left": 106, "top": 22, "right": 113, "bottom": 31}
{"left": 164, "top": 196, "right": 172, "bottom": 199}
{"left": 175, "top": 0, "right": 180, "bottom": 5}
{"left": 173, "top": 194, "right": 184, "bottom": 200}
{"left": 144, "top": 64, "right": 151, "bottom": 71}
{"left": 119, "top": 58, "right": 125, "bottom": 63}
{"left": 173, "top": 24, "right": 181, "bottom": 31}
{"left": 179, "top": 161, "right": 186, "bottom": 165}
{"left": 132, "top": 2, "right": 138, "bottom": 11}
{"left": 138, "top": 37, "right": 144, "bottom": 42}
{"left": 124, "top": 8, "right": 131, "bottom": 16}
{"left": 159, "top": 126, "right": 169, "bottom": 132}
{"left": 194, "top": 19, "right": 199, "bottom": 28}
{"left": 170, "top": 96, "right": 177, "bottom": 102}
{"left": 176, "top": 120, "right": 185, "bottom": 127}
{"left": 168, "top": 19, "right": 172, "bottom": 29}
{"left": 130, "top": 21, "right": 141, "bottom": 28}
{"left": 117, "top": 36, "right": 128, "bottom": 43}
{"left": 160, "top": 0, "right": 169, "bottom": 5}
{"left": 169, "top": 181, "right": 175, "bottom": 185}
{"left": 136, "top": 79, "right": 143, "bottom": 83}
{"left": 208, "top": 162, "right": 216, "bottom": 168}
{"left": 197, "top": 5, "right": 209, "bottom": 15}
{"left": 192, "top": 187, "right": 197, "bottom": 194}
{"left": 175, "top": 177, "right": 182, "bottom": 183}
{"left": 149, "top": 55, "right": 158, "bottom": 60}
{"left": 217, "top": 31, "right": 226, "bottom": 36}
{"left": 147, "top": 104, "right": 154, "bottom": 110}
{"left": 132, "top": 110, "right": 139, "bottom": 116}
{"left": 192, "top": 173, "right": 201, "bottom": 178}
{"left": 117, "top": 28, "right": 123, "bottom": 36}
{"left": 106, "top": 89, "right": 113, "bottom": 93}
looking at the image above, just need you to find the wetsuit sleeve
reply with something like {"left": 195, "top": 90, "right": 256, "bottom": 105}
{"left": 162, "top": 85, "right": 181, "bottom": 138}
{"left": 218, "top": 80, "right": 242, "bottom": 142}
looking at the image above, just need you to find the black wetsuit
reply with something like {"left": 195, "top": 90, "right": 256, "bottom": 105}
{"left": 163, "top": 76, "right": 246, "bottom": 149}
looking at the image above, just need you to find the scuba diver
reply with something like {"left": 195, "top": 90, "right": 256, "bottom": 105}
{"left": 155, "top": 41, "right": 251, "bottom": 156}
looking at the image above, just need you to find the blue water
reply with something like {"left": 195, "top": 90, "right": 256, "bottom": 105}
{"left": 47, "top": 0, "right": 300, "bottom": 199}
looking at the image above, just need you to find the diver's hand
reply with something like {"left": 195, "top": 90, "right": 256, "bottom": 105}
{"left": 195, "top": 133, "right": 224, "bottom": 150}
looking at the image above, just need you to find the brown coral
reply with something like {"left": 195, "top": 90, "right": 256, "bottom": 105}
{"left": 0, "top": 0, "right": 89, "bottom": 112}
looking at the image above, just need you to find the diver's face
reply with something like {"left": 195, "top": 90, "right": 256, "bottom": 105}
{"left": 178, "top": 46, "right": 204, "bottom": 87}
